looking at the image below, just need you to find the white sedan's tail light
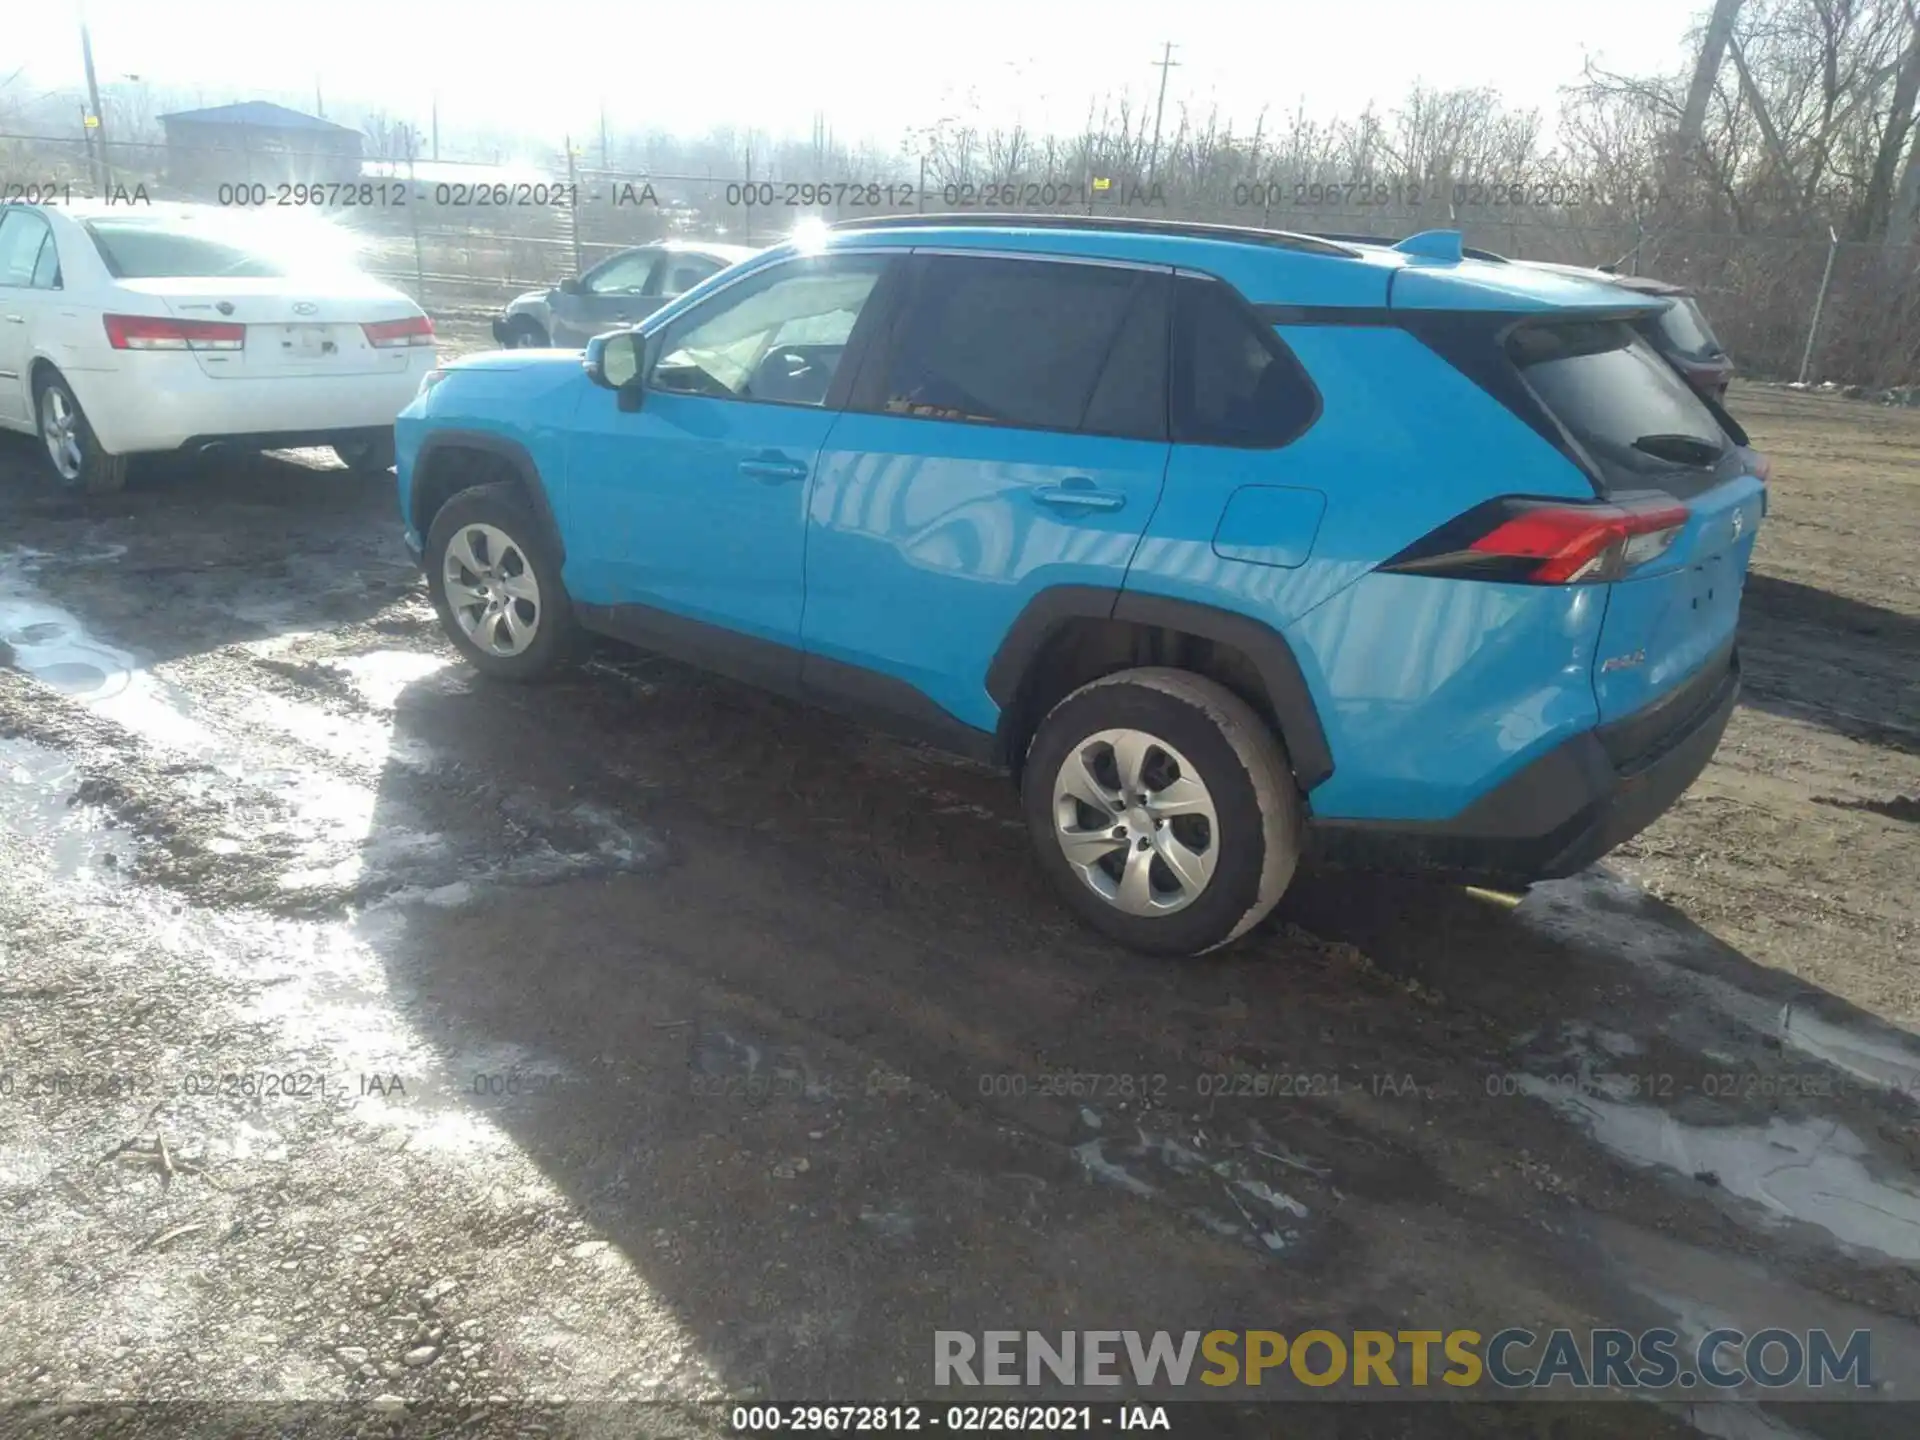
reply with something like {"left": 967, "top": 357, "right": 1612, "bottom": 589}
{"left": 104, "top": 314, "right": 245, "bottom": 351}
{"left": 362, "top": 315, "right": 436, "bottom": 348}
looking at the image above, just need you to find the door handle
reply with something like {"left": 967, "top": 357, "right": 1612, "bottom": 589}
{"left": 1032, "top": 481, "right": 1124, "bottom": 512}
{"left": 3, "top": 315, "right": 23, "bottom": 324}
{"left": 738, "top": 457, "right": 809, "bottom": 483}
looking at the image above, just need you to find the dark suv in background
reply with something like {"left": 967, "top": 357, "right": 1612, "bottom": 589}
{"left": 1312, "top": 238, "right": 1736, "bottom": 404}
{"left": 1522, "top": 264, "right": 1734, "bottom": 402}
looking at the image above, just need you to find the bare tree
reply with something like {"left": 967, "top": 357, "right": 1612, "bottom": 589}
{"left": 1676, "top": 0, "right": 1748, "bottom": 172}
{"left": 1861, "top": 2, "right": 1920, "bottom": 238}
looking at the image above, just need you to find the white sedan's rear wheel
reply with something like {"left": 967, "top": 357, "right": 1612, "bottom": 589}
{"left": 35, "top": 374, "right": 128, "bottom": 494}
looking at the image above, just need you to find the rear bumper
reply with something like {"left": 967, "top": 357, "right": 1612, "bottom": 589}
{"left": 1310, "top": 646, "right": 1739, "bottom": 885}
{"left": 69, "top": 353, "right": 431, "bottom": 455}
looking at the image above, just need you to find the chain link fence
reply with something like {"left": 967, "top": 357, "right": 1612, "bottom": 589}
{"left": 6, "top": 124, "right": 1919, "bottom": 387}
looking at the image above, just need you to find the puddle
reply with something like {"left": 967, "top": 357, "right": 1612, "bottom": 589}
{"left": 1779, "top": 999, "right": 1920, "bottom": 1101}
{"left": 1521, "top": 1077, "right": 1920, "bottom": 1264}
{"left": 0, "top": 733, "right": 136, "bottom": 880}
{"left": 1528, "top": 872, "right": 1920, "bottom": 1102}
{"left": 1585, "top": 1215, "right": 1918, "bottom": 1404}
{"left": 2, "top": 551, "right": 221, "bottom": 760}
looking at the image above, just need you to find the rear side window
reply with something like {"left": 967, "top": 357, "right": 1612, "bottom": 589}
{"left": 1172, "top": 276, "right": 1319, "bottom": 448}
{"left": 30, "top": 232, "right": 60, "bottom": 288}
{"left": 1510, "top": 320, "right": 1733, "bottom": 486}
{"left": 85, "top": 221, "right": 290, "bottom": 279}
{"left": 875, "top": 256, "right": 1167, "bottom": 440}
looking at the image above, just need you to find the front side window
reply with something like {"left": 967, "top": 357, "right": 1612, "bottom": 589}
{"left": 875, "top": 255, "right": 1166, "bottom": 438}
{"left": 1172, "top": 276, "right": 1319, "bottom": 448}
{"left": 649, "top": 253, "right": 888, "bottom": 406}
{"left": 0, "top": 210, "right": 54, "bottom": 287}
{"left": 584, "top": 250, "right": 657, "bottom": 296}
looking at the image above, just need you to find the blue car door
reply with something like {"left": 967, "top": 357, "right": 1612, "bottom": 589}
{"left": 563, "top": 252, "right": 897, "bottom": 660}
{"left": 802, "top": 252, "right": 1174, "bottom": 733}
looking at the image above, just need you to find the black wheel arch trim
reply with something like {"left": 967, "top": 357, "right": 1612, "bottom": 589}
{"left": 986, "top": 586, "right": 1335, "bottom": 790}
{"left": 413, "top": 429, "right": 565, "bottom": 564}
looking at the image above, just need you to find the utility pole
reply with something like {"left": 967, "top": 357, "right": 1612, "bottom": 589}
{"left": 80, "top": 14, "right": 113, "bottom": 190}
{"left": 315, "top": 77, "right": 323, "bottom": 118}
{"left": 599, "top": 103, "right": 609, "bottom": 169}
{"left": 1146, "top": 41, "right": 1179, "bottom": 183}
{"left": 431, "top": 94, "right": 440, "bottom": 161}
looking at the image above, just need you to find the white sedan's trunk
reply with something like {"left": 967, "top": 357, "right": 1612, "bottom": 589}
{"left": 113, "top": 276, "right": 424, "bottom": 380}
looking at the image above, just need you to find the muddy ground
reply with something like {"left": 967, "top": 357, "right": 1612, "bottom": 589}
{"left": 0, "top": 367, "right": 1914, "bottom": 1439}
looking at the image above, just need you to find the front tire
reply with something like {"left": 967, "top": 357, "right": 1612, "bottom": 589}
{"left": 1022, "top": 668, "right": 1303, "bottom": 957}
{"left": 35, "top": 373, "right": 129, "bottom": 494}
{"left": 424, "top": 483, "right": 581, "bottom": 681}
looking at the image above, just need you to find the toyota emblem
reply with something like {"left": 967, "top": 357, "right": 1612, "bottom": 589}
{"left": 292, "top": 301, "right": 319, "bottom": 316}
{"left": 215, "top": 301, "right": 235, "bottom": 316}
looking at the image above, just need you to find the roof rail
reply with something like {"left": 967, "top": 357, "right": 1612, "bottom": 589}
{"left": 1307, "top": 230, "right": 1510, "bottom": 264}
{"left": 824, "top": 212, "right": 1361, "bottom": 258}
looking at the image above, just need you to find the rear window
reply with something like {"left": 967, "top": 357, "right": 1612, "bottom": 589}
{"left": 85, "top": 221, "right": 292, "bottom": 279}
{"left": 1650, "top": 297, "right": 1723, "bottom": 363}
{"left": 1509, "top": 319, "right": 1733, "bottom": 489}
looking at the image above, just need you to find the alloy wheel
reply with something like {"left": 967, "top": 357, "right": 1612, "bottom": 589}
{"left": 40, "top": 388, "right": 84, "bottom": 482}
{"left": 442, "top": 523, "right": 542, "bottom": 656}
{"left": 1050, "top": 727, "right": 1220, "bottom": 916}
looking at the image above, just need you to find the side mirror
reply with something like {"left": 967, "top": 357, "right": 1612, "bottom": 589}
{"left": 584, "top": 331, "right": 646, "bottom": 411}
{"left": 558, "top": 276, "right": 584, "bottom": 296}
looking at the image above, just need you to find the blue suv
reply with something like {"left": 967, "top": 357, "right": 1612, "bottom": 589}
{"left": 395, "top": 216, "right": 1764, "bottom": 956}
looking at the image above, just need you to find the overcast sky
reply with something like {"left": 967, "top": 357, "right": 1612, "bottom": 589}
{"left": 15, "top": 1, "right": 1704, "bottom": 151}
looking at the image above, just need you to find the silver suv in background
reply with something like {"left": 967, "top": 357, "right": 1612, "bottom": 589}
{"left": 491, "top": 240, "right": 755, "bottom": 349}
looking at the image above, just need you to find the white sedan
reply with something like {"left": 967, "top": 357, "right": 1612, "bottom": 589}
{"left": 0, "top": 200, "right": 436, "bottom": 493}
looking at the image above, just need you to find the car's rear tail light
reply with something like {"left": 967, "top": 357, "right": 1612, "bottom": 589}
{"left": 104, "top": 314, "right": 245, "bottom": 351}
{"left": 362, "top": 315, "right": 436, "bottom": 348}
{"left": 1382, "top": 496, "right": 1691, "bottom": 585}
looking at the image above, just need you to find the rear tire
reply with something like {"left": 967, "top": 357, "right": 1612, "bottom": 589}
{"left": 34, "top": 372, "right": 129, "bottom": 495}
{"left": 1022, "top": 668, "right": 1303, "bottom": 957}
{"left": 424, "top": 482, "right": 581, "bottom": 681}
{"left": 500, "top": 317, "right": 549, "bottom": 349}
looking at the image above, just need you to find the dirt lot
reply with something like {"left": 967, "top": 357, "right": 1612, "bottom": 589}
{"left": 0, "top": 374, "right": 1914, "bottom": 1438}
